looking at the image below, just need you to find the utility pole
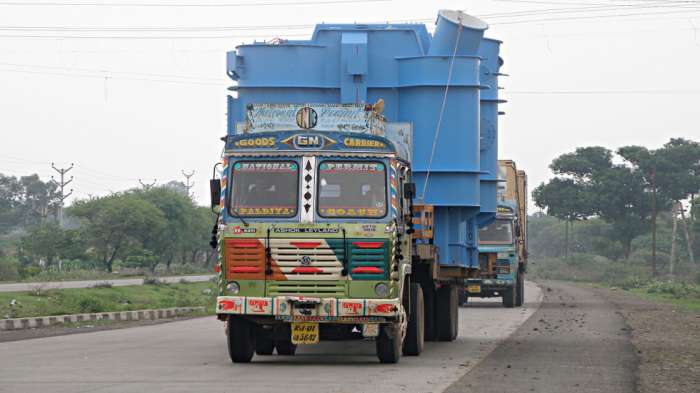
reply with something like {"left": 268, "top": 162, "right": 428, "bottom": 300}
{"left": 50, "top": 162, "right": 74, "bottom": 226}
{"left": 181, "top": 170, "right": 195, "bottom": 198}
{"left": 138, "top": 179, "right": 157, "bottom": 190}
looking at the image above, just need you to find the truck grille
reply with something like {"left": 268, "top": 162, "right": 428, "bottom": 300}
{"left": 267, "top": 281, "right": 346, "bottom": 297}
{"left": 269, "top": 239, "right": 345, "bottom": 280}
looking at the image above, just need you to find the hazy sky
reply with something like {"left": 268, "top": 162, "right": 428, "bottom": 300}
{"left": 0, "top": 0, "right": 698, "bottom": 208}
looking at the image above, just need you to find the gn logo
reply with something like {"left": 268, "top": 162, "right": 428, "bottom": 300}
{"left": 282, "top": 134, "right": 336, "bottom": 150}
{"left": 296, "top": 106, "right": 318, "bottom": 129}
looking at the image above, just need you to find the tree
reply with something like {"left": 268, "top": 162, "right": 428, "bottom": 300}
{"left": 0, "top": 173, "right": 60, "bottom": 233}
{"left": 533, "top": 178, "right": 595, "bottom": 257}
{"left": 134, "top": 187, "right": 194, "bottom": 271}
{"left": 69, "top": 193, "right": 167, "bottom": 272}
{"left": 656, "top": 139, "right": 700, "bottom": 265}
{"left": 18, "top": 222, "right": 84, "bottom": 268}
{"left": 592, "top": 165, "right": 649, "bottom": 259}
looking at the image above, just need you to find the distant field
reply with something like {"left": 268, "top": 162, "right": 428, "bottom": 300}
{"left": 0, "top": 281, "right": 217, "bottom": 319}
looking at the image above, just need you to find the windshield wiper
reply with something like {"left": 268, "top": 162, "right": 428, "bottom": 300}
{"left": 229, "top": 207, "right": 249, "bottom": 227}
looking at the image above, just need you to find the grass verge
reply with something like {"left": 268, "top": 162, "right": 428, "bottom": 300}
{"left": 1, "top": 281, "right": 217, "bottom": 319}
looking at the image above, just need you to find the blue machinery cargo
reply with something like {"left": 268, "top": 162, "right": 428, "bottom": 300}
{"left": 225, "top": 10, "right": 504, "bottom": 270}
{"left": 213, "top": 9, "right": 511, "bottom": 363}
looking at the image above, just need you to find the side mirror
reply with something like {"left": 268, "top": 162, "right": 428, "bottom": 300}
{"left": 210, "top": 179, "right": 222, "bottom": 209}
{"left": 403, "top": 182, "right": 416, "bottom": 199}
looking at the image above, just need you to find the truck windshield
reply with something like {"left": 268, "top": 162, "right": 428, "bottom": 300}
{"left": 230, "top": 161, "right": 299, "bottom": 217}
{"left": 317, "top": 161, "right": 387, "bottom": 218}
{"left": 479, "top": 218, "right": 513, "bottom": 245}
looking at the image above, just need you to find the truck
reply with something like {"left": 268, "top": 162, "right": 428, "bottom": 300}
{"left": 208, "top": 10, "right": 507, "bottom": 364}
{"left": 463, "top": 160, "right": 528, "bottom": 307}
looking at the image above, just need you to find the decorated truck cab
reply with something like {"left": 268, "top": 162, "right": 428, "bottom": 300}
{"left": 465, "top": 160, "right": 528, "bottom": 307}
{"left": 211, "top": 103, "right": 417, "bottom": 363}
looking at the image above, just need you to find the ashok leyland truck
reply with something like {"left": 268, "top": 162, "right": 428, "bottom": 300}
{"left": 209, "top": 10, "right": 507, "bottom": 363}
{"left": 464, "top": 160, "right": 528, "bottom": 307}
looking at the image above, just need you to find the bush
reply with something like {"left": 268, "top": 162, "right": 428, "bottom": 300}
{"left": 0, "top": 255, "right": 21, "bottom": 282}
{"left": 77, "top": 297, "right": 106, "bottom": 313}
{"left": 143, "top": 277, "right": 166, "bottom": 286}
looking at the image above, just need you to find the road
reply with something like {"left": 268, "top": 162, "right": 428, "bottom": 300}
{"left": 0, "top": 282, "right": 542, "bottom": 393}
{"left": 0, "top": 275, "right": 215, "bottom": 293}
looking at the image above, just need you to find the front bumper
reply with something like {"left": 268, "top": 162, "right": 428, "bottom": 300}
{"left": 466, "top": 278, "right": 514, "bottom": 294}
{"left": 216, "top": 295, "right": 401, "bottom": 322}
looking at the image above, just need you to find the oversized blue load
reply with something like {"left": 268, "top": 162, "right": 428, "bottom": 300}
{"left": 213, "top": 10, "right": 507, "bottom": 363}
{"left": 225, "top": 10, "right": 504, "bottom": 270}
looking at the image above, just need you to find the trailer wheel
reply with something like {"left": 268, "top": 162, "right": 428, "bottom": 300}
{"left": 227, "top": 316, "right": 255, "bottom": 363}
{"left": 376, "top": 323, "right": 402, "bottom": 363}
{"left": 459, "top": 287, "right": 469, "bottom": 307}
{"left": 436, "top": 284, "right": 458, "bottom": 341}
{"left": 403, "top": 283, "right": 425, "bottom": 356}
{"left": 515, "top": 270, "right": 525, "bottom": 307}
{"left": 423, "top": 284, "right": 437, "bottom": 341}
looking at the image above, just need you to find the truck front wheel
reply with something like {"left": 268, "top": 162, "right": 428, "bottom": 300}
{"left": 403, "top": 282, "right": 425, "bottom": 356}
{"left": 227, "top": 316, "right": 256, "bottom": 363}
{"left": 502, "top": 279, "right": 516, "bottom": 308}
{"left": 376, "top": 323, "right": 402, "bottom": 363}
{"left": 515, "top": 270, "right": 525, "bottom": 307}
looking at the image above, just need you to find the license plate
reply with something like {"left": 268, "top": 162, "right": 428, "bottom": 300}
{"left": 291, "top": 322, "right": 319, "bottom": 345}
{"left": 467, "top": 284, "right": 481, "bottom": 294}
{"left": 362, "top": 323, "right": 379, "bottom": 337}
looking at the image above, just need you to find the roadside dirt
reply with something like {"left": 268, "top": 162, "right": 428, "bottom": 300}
{"left": 0, "top": 315, "right": 207, "bottom": 343}
{"left": 593, "top": 286, "right": 700, "bottom": 393}
{"left": 445, "top": 280, "right": 638, "bottom": 393}
{"left": 446, "top": 280, "right": 700, "bottom": 393}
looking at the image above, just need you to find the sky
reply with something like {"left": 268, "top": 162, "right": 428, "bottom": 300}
{"left": 0, "top": 0, "right": 698, "bottom": 209}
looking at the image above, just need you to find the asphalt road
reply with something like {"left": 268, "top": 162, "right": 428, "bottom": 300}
{"left": 0, "top": 282, "right": 542, "bottom": 393}
{"left": 0, "top": 275, "right": 215, "bottom": 293}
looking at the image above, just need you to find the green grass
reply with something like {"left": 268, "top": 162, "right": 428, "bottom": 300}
{"left": 0, "top": 281, "right": 217, "bottom": 319}
{"left": 626, "top": 288, "right": 700, "bottom": 312}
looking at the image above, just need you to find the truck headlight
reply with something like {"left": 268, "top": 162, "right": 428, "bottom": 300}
{"left": 226, "top": 282, "right": 240, "bottom": 295}
{"left": 374, "top": 282, "right": 389, "bottom": 297}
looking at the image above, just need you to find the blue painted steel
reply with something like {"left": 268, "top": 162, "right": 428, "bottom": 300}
{"left": 225, "top": 10, "right": 504, "bottom": 269}
{"left": 477, "top": 38, "right": 505, "bottom": 228}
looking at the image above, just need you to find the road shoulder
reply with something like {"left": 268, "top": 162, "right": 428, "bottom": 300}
{"left": 593, "top": 285, "right": 700, "bottom": 393}
{"left": 445, "top": 280, "right": 638, "bottom": 393}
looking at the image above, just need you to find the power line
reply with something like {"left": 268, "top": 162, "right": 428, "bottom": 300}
{"left": 0, "top": 68, "right": 223, "bottom": 85}
{"left": 0, "top": 62, "right": 221, "bottom": 81}
{"left": 506, "top": 89, "right": 700, "bottom": 94}
{"left": 50, "top": 162, "right": 74, "bottom": 225}
{"left": 181, "top": 170, "right": 195, "bottom": 197}
{"left": 492, "top": 7, "right": 700, "bottom": 25}
{"left": 138, "top": 178, "right": 157, "bottom": 189}
{"left": 0, "top": 0, "right": 390, "bottom": 7}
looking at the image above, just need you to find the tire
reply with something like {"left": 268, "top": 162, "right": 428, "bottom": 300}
{"left": 423, "top": 284, "right": 437, "bottom": 342}
{"left": 403, "top": 282, "right": 425, "bottom": 356}
{"left": 458, "top": 287, "right": 468, "bottom": 307}
{"left": 255, "top": 336, "right": 275, "bottom": 355}
{"left": 502, "top": 279, "right": 516, "bottom": 308}
{"left": 436, "top": 284, "right": 458, "bottom": 341}
{"left": 227, "top": 316, "right": 255, "bottom": 363}
{"left": 376, "top": 323, "right": 402, "bottom": 363}
{"left": 515, "top": 270, "right": 525, "bottom": 307}
{"left": 275, "top": 340, "right": 297, "bottom": 356}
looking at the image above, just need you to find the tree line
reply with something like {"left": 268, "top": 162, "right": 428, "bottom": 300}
{"left": 0, "top": 173, "right": 215, "bottom": 280}
{"left": 533, "top": 138, "right": 699, "bottom": 276}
